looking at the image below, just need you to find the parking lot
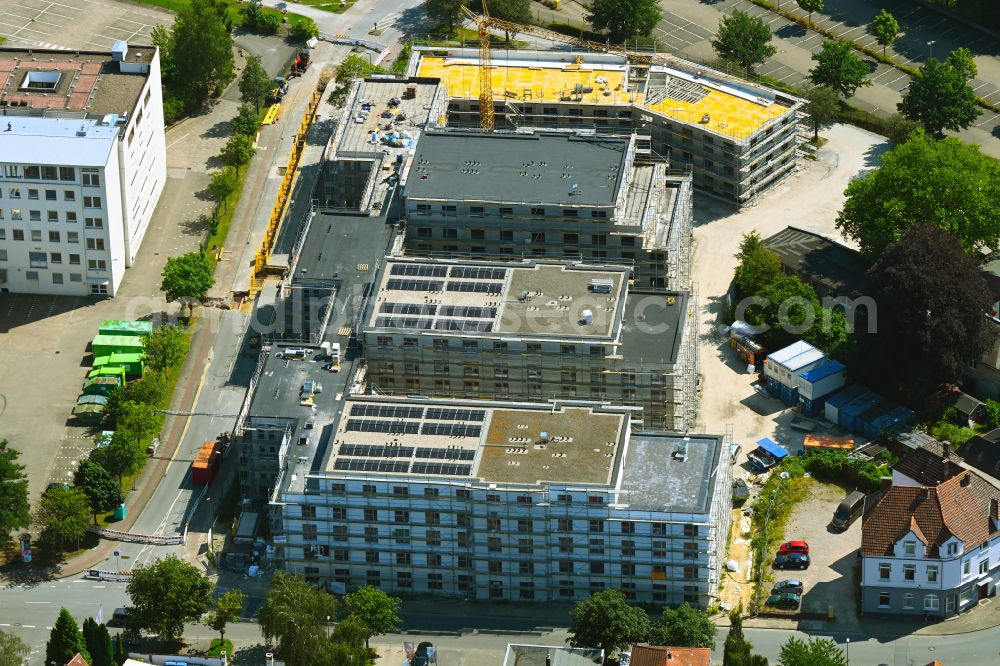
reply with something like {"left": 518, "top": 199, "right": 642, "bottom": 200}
{"left": 771, "top": 481, "right": 862, "bottom": 625}
{"left": 0, "top": 0, "right": 173, "bottom": 51}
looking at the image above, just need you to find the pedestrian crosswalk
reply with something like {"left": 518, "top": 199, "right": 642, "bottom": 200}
{"left": 375, "top": 11, "right": 401, "bottom": 29}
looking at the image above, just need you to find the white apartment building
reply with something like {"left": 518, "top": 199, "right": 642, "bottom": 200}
{"left": 861, "top": 441, "right": 1000, "bottom": 617}
{"left": 0, "top": 41, "right": 166, "bottom": 296}
{"left": 271, "top": 395, "right": 732, "bottom": 605}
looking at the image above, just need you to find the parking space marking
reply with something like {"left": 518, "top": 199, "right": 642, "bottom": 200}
{"left": 976, "top": 113, "right": 1000, "bottom": 127}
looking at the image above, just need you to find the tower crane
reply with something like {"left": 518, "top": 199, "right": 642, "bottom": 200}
{"left": 459, "top": 4, "right": 656, "bottom": 130}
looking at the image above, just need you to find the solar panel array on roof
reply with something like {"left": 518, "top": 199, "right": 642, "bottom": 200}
{"left": 346, "top": 419, "right": 421, "bottom": 434}
{"left": 350, "top": 404, "right": 425, "bottom": 419}
{"left": 440, "top": 306, "right": 497, "bottom": 318}
{"left": 425, "top": 408, "right": 486, "bottom": 421}
{"left": 386, "top": 279, "right": 444, "bottom": 291}
{"left": 446, "top": 281, "right": 503, "bottom": 293}
{"left": 415, "top": 447, "right": 477, "bottom": 460}
{"left": 421, "top": 423, "right": 482, "bottom": 438}
{"left": 391, "top": 264, "right": 449, "bottom": 277}
{"left": 334, "top": 459, "right": 411, "bottom": 473}
{"left": 449, "top": 266, "right": 507, "bottom": 280}
{"left": 411, "top": 462, "right": 473, "bottom": 476}
{"left": 380, "top": 303, "right": 438, "bottom": 316}
{"left": 339, "top": 444, "right": 416, "bottom": 458}
{"left": 433, "top": 319, "right": 494, "bottom": 332}
{"left": 376, "top": 316, "right": 434, "bottom": 329}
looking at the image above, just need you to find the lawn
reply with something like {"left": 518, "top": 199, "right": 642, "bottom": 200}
{"left": 295, "top": 0, "right": 355, "bottom": 12}
{"left": 124, "top": 0, "right": 315, "bottom": 33}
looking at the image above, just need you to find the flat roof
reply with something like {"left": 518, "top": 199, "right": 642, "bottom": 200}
{"left": 296, "top": 214, "right": 394, "bottom": 283}
{"left": 620, "top": 290, "right": 687, "bottom": 367}
{"left": 620, "top": 433, "right": 722, "bottom": 513}
{"left": 0, "top": 117, "right": 117, "bottom": 166}
{"left": 405, "top": 130, "right": 629, "bottom": 206}
{"left": 337, "top": 77, "right": 441, "bottom": 155}
{"left": 0, "top": 45, "right": 153, "bottom": 119}
{"left": 366, "top": 258, "right": 629, "bottom": 340}
{"left": 767, "top": 340, "right": 824, "bottom": 371}
{"left": 323, "top": 397, "right": 630, "bottom": 486}
{"left": 414, "top": 48, "right": 797, "bottom": 141}
{"left": 763, "top": 226, "right": 869, "bottom": 297}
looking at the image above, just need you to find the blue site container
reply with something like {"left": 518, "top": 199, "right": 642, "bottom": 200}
{"left": 800, "top": 392, "right": 834, "bottom": 417}
{"left": 767, "top": 376, "right": 799, "bottom": 405}
{"left": 823, "top": 384, "right": 867, "bottom": 424}
{"left": 838, "top": 390, "right": 884, "bottom": 433}
{"left": 858, "top": 399, "right": 895, "bottom": 440}
{"left": 869, "top": 406, "right": 917, "bottom": 438}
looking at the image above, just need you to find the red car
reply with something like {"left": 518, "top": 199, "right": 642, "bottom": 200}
{"left": 779, "top": 540, "right": 810, "bottom": 555}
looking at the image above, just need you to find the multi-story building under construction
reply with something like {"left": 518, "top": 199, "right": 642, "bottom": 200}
{"left": 357, "top": 257, "right": 698, "bottom": 431}
{"left": 408, "top": 47, "right": 805, "bottom": 206}
{"left": 401, "top": 129, "right": 692, "bottom": 290}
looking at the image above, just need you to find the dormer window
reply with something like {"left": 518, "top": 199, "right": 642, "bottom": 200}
{"left": 948, "top": 542, "right": 960, "bottom": 556}
{"left": 904, "top": 541, "right": 916, "bottom": 557}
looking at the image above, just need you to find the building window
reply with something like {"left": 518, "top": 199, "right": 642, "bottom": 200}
{"left": 980, "top": 559, "right": 989, "bottom": 575}
{"left": 879, "top": 563, "right": 891, "bottom": 580}
{"left": 30, "top": 210, "right": 41, "bottom": 222}
{"left": 51, "top": 273, "right": 63, "bottom": 284}
{"left": 426, "top": 530, "right": 441, "bottom": 547}
{"left": 59, "top": 167, "right": 75, "bottom": 181}
{"left": 396, "top": 552, "right": 411, "bottom": 566}
{"left": 52, "top": 252, "right": 64, "bottom": 264}
{"left": 83, "top": 196, "right": 102, "bottom": 208}
{"left": 927, "top": 566, "right": 939, "bottom": 582}
{"left": 487, "top": 517, "right": 500, "bottom": 532}
{"left": 519, "top": 561, "right": 534, "bottom": 575}
{"left": 946, "top": 595, "right": 956, "bottom": 612}
{"left": 394, "top": 510, "right": 409, "bottom": 524}
{"left": 86, "top": 238, "right": 105, "bottom": 251}
{"left": 363, "top": 508, "right": 377, "bottom": 521}
{"left": 396, "top": 572, "right": 412, "bottom": 589}
{"left": 559, "top": 560, "right": 573, "bottom": 573}
{"left": 85, "top": 217, "right": 104, "bottom": 229}
{"left": 69, "top": 273, "right": 82, "bottom": 282}
{"left": 621, "top": 540, "right": 635, "bottom": 557}
{"left": 947, "top": 542, "right": 959, "bottom": 556}
{"left": 964, "top": 560, "right": 971, "bottom": 576}
{"left": 31, "top": 230, "right": 42, "bottom": 242}
{"left": 488, "top": 560, "right": 502, "bottom": 573}
{"left": 904, "top": 541, "right": 916, "bottom": 556}
{"left": 47, "top": 210, "right": 58, "bottom": 222}
{"left": 67, "top": 231, "right": 78, "bottom": 243}
{"left": 28, "top": 189, "right": 39, "bottom": 200}
{"left": 589, "top": 520, "right": 604, "bottom": 533}
{"left": 29, "top": 252, "right": 47, "bottom": 268}
{"left": 302, "top": 524, "right": 317, "bottom": 541}
{"left": 45, "top": 189, "right": 57, "bottom": 201}
{"left": 924, "top": 595, "right": 940, "bottom": 611}
{"left": 302, "top": 505, "right": 317, "bottom": 518}
{"left": 48, "top": 230, "right": 60, "bottom": 243}
{"left": 517, "top": 519, "right": 533, "bottom": 533}
{"left": 621, "top": 563, "right": 635, "bottom": 576}
{"left": 558, "top": 537, "right": 573, "bottom": 552}
{"left": 558, "top": 518, "right": 573, "bottom": 532}
{"left": 87, "top": 259, "right": 107, "bottom": 271}
{"left": 902, "top": 593, "right": 914, "bottom": 609}
{"left": 904, "top": 565, "right": 915, "bottom": 581}
{"left": 25, "top": 271, "right": 38, "bottom": 281}
{"left": 590, "top": 562, "right": 604, "bottom": 575}
{"left": 878, "top": 592, "right": 891, "bottom": 608}
{"left": 364, "top": 527, "right": 378, "bottom": 543}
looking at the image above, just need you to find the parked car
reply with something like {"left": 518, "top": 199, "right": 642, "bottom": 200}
{"left": 778, "top": 540, "right": 810, "bottom": 555}
{"left": 772, "top": 579, "right": 804, "bottom": 594}
{"left": 765, "top": 592, "right": 802, "bottom": 610}
{"left": 832, "top": 490, "right": 866, "bottom": 531}
{"left": 774, "top": 552, "right": 811, "bottom": 570}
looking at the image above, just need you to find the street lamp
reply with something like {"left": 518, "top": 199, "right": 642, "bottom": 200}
{"left": 846, "top": 637, "right": 850, "bottom": 665}
{"left": 326, "top": 615, "right": 331, "bottom": 639}
{"left": 927, "top": 40, "right": 937, "bottom": 59}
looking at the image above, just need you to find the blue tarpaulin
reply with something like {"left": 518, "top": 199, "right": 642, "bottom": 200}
{"left": 756, "top": 437, "right": 789, "bottom": 459}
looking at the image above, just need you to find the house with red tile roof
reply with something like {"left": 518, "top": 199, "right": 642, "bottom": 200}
{"left": 861, "top": 441, "right": 1000, "bottom": 617}
{"left": 628, "top": 644, "right": 711, "bottom": 666}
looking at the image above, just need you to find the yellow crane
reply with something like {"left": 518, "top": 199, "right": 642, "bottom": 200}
{"left": 459, "top": 4, "right": 656, "bottom": 130}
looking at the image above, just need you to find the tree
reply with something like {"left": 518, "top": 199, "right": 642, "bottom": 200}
{"left": 113, "top": 633, "right": 126, "bottom": 665}
{"left": 568, "top": 589, "right": 649, "bottom": 662}
{"left": 946, "top": 47, "right": 977, "bottom": 80}
{"left": 985, "top": 399, "right": 1000, "bottom": 428}
{"left": 489, "top": 0, "right": 532, "bottom": 42}
{"left": 735, "top": 247, "right": 783, "bottom": 296}
{"left": 711, "top": 10, "right": 776, "bottom": 75}
{"left": 858, "top": 224, "right": 994, "bottom": 400}
{"left": 151, "top": 24, "right": 176, "bottom": 85}
{"left": 778, "top": 637, "right": 846, "bottom": 666}
{"left": 344, "top": 585, "right": 402, "bottom": 648}
{"left": 221, "top": 133, "right": 256, "bottom": 176}
{"left": 898, "top": 57, "right": 979, "bottom": 137}
{"left": 809, "top": 40, "right": 870, "bottom": 98}
{"left": 335, "top": 54, "right": 382, "bottom": 84}
{"left": 836, "top": 131, "right": 1000, "bottom": 258}
{"left": 160, "top": 252, "right": 215, "bottom": 309}
{"left": 796, "top": 0, "right": 823, "bottom": 28}
{"left": 0, "top": 629, "right": 29, "bottom": 666}
{"left": 588, "top": 0, "right": 663, "bottom": 44}
{"left": 231, "top": 103, "right": 261, "bottom": 137}
{"left": 735, "top": 231, "right": 765, "bottom": 263}
{"left": 805, "top": 85, "right": 840, "bottom": 140}
{"left": 125, "top": 371, "right": 169, "bottom": 406}
{"left": 870, "top": 9, "right": 898, "bottom": 57}
{"left": 723, "top": 608, "right": 768, "bottom": 666}
{"left": 0, "top": 439, "right": 31, "bottom": 544}
{"left": 423, "top": 0, "right": 465, "bottom": 33}
{"left": 144, "top": 325, "right": 189, "bottom": 378}
{"left": 258, "top": 571, "right": 339, "bottom": 658}
{"left": 74, "top": 459, "right": 124, "bottom": 523}
{"left": 171, "top": 0, "right": 235, "bottom": 105}
{"left": 803, "top": 307, "right": 850, "bottom": 358}
{"left": 82, "top": 619, "right": 114, "bottom": 666}
{"left": 208, "top": 589, "right": 246, "bottom": 645}
{"left": 745, "top": 275, "right": 821, "bottom": 349}
{"left": 239, "top": 55, "right": 271, "bottom": 113}
{"left": 46, "top": 608, "right": 90, "bottom": 666}
{"left": 291, "top": 17, "right": 320, "bottom": 41}
{"left": 127, "top": 555, "right": 214, "bottom": 642}
{"left": 647, "top": 604, "right": 716, "bottom": 649}
{"left": 208, "top": 167, "right": 239, "bottom": 213}
{"left": 118, "top": 401, "right": 159, "bottom": 451}
{"left": 92, "top": 429, "right": 146, "bottom": 484}
{"left": 35, "top": 486, "right": 90, "bottom": 553}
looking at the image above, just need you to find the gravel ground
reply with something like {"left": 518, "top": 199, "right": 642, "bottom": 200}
{"left": 692, "top": 123, "right": 890, "bottom": 456}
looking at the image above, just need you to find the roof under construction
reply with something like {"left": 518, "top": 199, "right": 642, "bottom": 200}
{"left": 405, "top": 129, "right": 630, "bottom": 207}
